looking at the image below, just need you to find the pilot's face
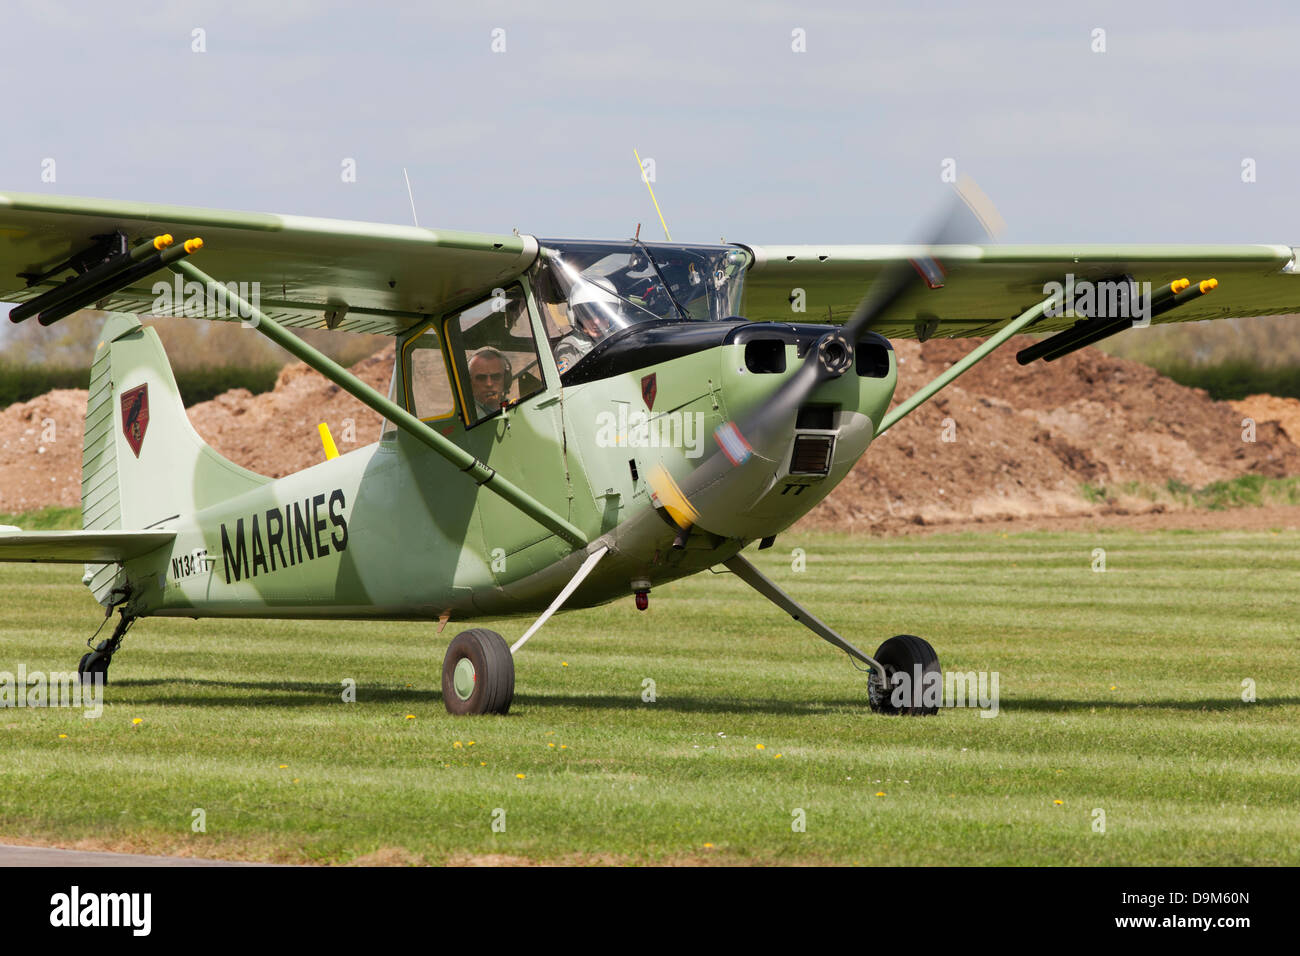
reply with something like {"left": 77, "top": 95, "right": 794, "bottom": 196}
{"left": 469, "top": 355, "right": 506, "bottom": 411}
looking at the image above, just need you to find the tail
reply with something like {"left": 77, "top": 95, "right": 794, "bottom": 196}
{"left": 81, "top": 312, "right": 268, "bottom": 602}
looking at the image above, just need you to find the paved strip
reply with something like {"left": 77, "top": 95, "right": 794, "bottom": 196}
{"left": 0, "top": 843, "right": 277, "bottom": 867}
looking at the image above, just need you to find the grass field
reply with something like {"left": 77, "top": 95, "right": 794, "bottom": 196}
{"left": 1, "top": 523, "right": 1298, "bottom": 866}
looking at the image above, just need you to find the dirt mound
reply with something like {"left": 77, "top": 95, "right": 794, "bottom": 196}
{"left": 0, "top": 389, "right": 89, "bottom": 512}
{"left": 799, "top": 336, "right": 1300, "bottom": 532}
{"left": 185, "top": 346, "right": 394, "bottom": 478}
{"left": 1232, "top": 394, "right": 1300, "bottom": 443}
{"left": 3, "top": 337, "right": 1298, "bottom": 531}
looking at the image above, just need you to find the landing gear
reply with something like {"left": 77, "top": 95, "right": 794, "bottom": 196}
{"left": 867, "top": 634, "right": 941, "bottom": 716}
{"left": 76, "top": 611, "right": 135, "bottom": 687}
{"left": 721, "top": 555, "right": 943, "bottom": 717}
{"left": 442, "top": 628, "right": 514, "bottom": 715}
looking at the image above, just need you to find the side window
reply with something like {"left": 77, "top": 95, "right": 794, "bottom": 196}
{"left": 448, "top": 285, "right": 545, "bottom": 427}
{"left": 403, "top": 325, "right": 455, "bottom": 420}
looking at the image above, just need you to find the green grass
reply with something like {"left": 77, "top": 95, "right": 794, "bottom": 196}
{"left": 0, "top": 362, "right": 280, "bottom": 408}
{"left": 1, "top": 527, "right": 1298, "bottom": 865}
{"left": 1078, "top": 474, "right": 1300, "bottom": 510}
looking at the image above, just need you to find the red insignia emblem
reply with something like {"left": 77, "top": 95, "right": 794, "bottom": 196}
{"left": 641, "top": 373, "right": 657, "bottom": 411}
{"left": 121, "top": 384, "right": 149, "bottom": 458}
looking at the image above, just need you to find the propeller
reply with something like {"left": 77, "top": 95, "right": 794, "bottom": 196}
{"left": 648, "top": 176, "right": 1004, "bottom": 532}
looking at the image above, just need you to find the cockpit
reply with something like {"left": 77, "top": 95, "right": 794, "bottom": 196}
{"left": 533, "top": 240, "right": 748, "bottom": 374}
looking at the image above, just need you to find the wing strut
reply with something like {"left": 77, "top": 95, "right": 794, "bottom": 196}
{"left": 874, "top": 292, "right": 1058, "bottom": 438}
{"left": 168, "top": 259, "right": 588, "bottom": 549}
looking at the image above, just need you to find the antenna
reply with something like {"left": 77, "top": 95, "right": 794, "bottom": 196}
{"left": 632, "top": 148, "right": 671, "bottom": 241}
{"left": 402, "top": 167, "right": 420, "bottom": 227}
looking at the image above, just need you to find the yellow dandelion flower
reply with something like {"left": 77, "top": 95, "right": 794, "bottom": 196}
{"left": 755, "top": 744, "right": 765, "bottom": 750}
{"left": 875, "top": 791, "right": 886, "bottom": 797}
{"left": 703, "top": 843, "right": 714, "bottom": 849}
{"left": 58, "top": 733, "right": 68, "bottom": 739}
{"left": 278, "top": 764, "right": 288, "bottom": 769}
{"left": 560, "top": 745, "right": 567, "bottom": 750}
{"left": 548, "top": 742, "right": 555, "bottom": 748}
{"left": 131, "top": 717, "right": 142, "bottom": 725}
{"left": 405, "top": 714, "right": 415, "bottom": 720}
{"left": 1109, "top": 685, "right": 1117, "bottom": 691}
{"left": 453, "top": 741, "right": 463, "bottom": 749}
{"left": 561, "top": 661, "right": 569, "bottom": 667}
{"left": 467, "top": 741, "right": 475, "bottom": 747}
{"left": 516, "top": 773, "right": 526, "bottom": 779}
{"left": 1053, "top": 799, "right": 1064, "bottom": 806}
{"left": 774, "top": 753, "right": 783, "bottom": 759}
{"left": 479, "top": 762, "right": 486, "bottom": 767}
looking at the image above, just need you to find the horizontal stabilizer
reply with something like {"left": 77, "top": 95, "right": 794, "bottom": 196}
{"left": 0, "top": 528, "right": 175, "bottom": 563}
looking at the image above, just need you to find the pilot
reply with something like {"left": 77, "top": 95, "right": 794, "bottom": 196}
{"left": 553, "top": 277, "right": 619, "bottom": 373}
{"left": 467, "top": 348, "right": 511, "bottom": 421}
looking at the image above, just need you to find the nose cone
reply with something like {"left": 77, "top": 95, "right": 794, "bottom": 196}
{"left": 644, "top": 328, "right": 898, "bottom": 541}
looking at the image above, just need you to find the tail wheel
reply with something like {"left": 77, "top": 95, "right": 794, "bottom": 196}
{"left": 77, "top": 651, "right": 110, "bottom": 686}
{"left": 442, "top": 628, "right": 514, "bottom": 715}
{"left": 867, "top": 634, "right": 941, "bottom": 716}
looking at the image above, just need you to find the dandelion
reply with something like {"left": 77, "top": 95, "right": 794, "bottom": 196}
{"left": 1053, "top": 799, "right": 1064, "bottom": 806}
{"left": 548, "top": 742, "right": 555, "bottom": 748}
{"left": 755, "top": 744, "right": 765, "bottom": 750}
{"left": 453, "top": 741, "right": 463, "bottom": 749}
{"left": 405, "top": 714, "right": 415, "bottom": 720}
{"left": 479, "top": 762, "right": 486, "bottom": 767}
{"left": 560, "top": 745, "right": 567, "bottom": 750}
{"left": 57, "top": 733, "right": 67, "bottom": 739}
{"left": 875, "top": 791, "right": 886, "bottom": 797}
{"left": 774, "top": 753, "right": 783, "bottom": 759}
{"left": 278, "top": 764, "right": 288, "bottom": 769}
{"left": 561, "top": 662, "right": 569, "bottom": 667}
{"left": 131, "top": 718, "right": 142, "bottom": 725}
{"left": 703, "top": 843, "right": 714, "bottom": 849}
{"left": 516, "top": 773, "right": 526, "bottom": 779}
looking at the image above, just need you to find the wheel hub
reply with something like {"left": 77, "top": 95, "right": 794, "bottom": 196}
{"left": 453, "top": 658, "right": 476, "bottom": 701}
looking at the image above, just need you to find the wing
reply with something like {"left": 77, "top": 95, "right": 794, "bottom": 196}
{"left": 0, "top": 192, "right": 538, "bottom": 335}
{"left": 0, "top": 528, "right": 174, "bottom": 563}
{"left": 737, "top": 243, "right": 1300, "bottom": 338}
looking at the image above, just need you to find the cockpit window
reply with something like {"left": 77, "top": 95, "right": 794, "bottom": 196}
{"left": 534, "top": 240, "right": 747, "bottom": 374}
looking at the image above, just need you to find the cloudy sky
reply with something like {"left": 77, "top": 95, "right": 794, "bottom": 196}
{"left": 1, "top": 0, "right": 1298, "bottom": 247}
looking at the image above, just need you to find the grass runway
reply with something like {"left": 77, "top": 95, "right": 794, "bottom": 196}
{"left": 1, "top": 525, "right": 1297, "bottom": 865}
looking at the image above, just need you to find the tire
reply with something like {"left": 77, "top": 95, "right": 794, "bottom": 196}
{"left": 867, "top": 634, "right": 940, "bottom": 716}
{"left": 77, "top": 651, "right": 110, "bottom": 687}
{"left": 442, "top": 629, "right": 514, "bottom": 715}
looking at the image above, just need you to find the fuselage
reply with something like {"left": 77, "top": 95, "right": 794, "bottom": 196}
{"left": 127, "top": 241, "right": 900, "bottom": 622}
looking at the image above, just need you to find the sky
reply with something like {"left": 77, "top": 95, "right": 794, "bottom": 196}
{"left": 2, "top": 0, "right": 1298, "bottom": 250}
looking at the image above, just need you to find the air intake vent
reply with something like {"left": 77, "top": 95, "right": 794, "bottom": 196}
{"left": 856, "top": 342, "right": 890, "bottom": 378}
{"left": 790, "top": 435, "right": 834, "bottom": 475}
{"left": 745, "top": 339, "right": 787, "bottom": 373}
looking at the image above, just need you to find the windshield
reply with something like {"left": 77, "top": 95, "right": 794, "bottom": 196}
{"left": 533, "top": 239, "right": 747, "bottom": 373}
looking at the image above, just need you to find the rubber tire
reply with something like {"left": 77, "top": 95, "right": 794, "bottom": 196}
{"left": 442, "top": 629, "right": 514, "bottom": 715}
{"left": 77, "top": 651, "right": 110, "bottom": 687}
{"left": 867, "top": 634, "right": 940, "bottom": 716}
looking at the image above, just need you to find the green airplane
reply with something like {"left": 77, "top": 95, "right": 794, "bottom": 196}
{"left": 1, "top": 187, "right": 1298, "bottom": 715}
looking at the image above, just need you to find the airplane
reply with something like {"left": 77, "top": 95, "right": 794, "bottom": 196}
{"left": 1, "top": 184, "right": 1298, "bottom": 716}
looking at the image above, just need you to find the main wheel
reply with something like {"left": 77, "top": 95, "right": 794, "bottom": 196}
{"left": 867, "top": 634, "right": 941, "bottom": 716}
{"left": 442, "top": 628, "right": 514, "bottom": 715}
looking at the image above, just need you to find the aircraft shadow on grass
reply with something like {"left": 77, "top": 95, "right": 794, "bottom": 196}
{"left": 109, "top": 679, "right": 1299, "bottom": 715}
